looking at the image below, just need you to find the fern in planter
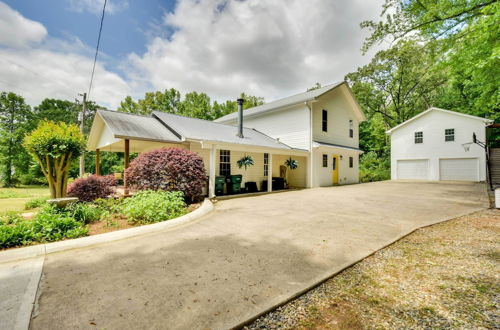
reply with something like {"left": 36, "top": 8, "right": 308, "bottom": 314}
{"left": 237, "top": 155, "right": 254, "bottom": 170}
{"left": 284, "top": 157, "right": 298, "bottom": 170}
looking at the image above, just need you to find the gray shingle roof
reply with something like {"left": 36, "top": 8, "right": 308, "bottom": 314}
{"left": 152, "top": 111, "right": 294, "bottom": 150}
{"left": 214, "top": 82, "right": 344, "bottom": 123}
{"left": 98, "top": 110, "right": 181, "bottom": 143}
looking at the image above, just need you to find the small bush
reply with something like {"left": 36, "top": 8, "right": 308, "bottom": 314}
{"left": 31, "top": 205, "right": 88, "bottom": 242}
{"left": 359, "top": 151, "right": 390, "bottom": 183}
{"left": 0, "top": 221, "right": 34, "bottom": 248}
{"left": 25, "top": 197, "right": 49, "bottom": 210}
{"left": 94, "top": 197, "right": 123, "bottom": 213}
{"left": 121, "top": 190, "right": 186, "bottom": 224}
{"left": 68, "top": 203, "right": 105, "bottom": 224}
{"left": 0, "top": 212, "right": 25, "bottom": 225}
{"left": 125, "top": 148, "right": 206, "bottom": 200}
{"left": 67, "top": 175, "right": 116, "bottom": 202}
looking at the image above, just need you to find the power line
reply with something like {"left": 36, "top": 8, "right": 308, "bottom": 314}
{"left": 87, "top": 0, "right": 107, "bottom": 99}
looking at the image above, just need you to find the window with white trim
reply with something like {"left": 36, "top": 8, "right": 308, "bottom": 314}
{"left": 264, "top": 153, "right": 269, "bottom": 176}
{"left": 414, "top": 131, "right": 423, "bottom": 144}
{"left": 219, "top": 150, "right": 231, "bottom": 176}
{"left": 322, "top": 109, "right": 328, "bottom": 132}
{"left": 445, "top": 128, "right": 455, "bottom": 142}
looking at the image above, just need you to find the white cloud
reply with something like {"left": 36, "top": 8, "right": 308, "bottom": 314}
{"left": 67, "top": 0, "right": 129, "bottom": 15}
{"left": 0, "top": 1, "right": 47, "bottom": 48}
{"left": 0, "top": 2, "right": 131, "bottom": 108}
{"left": 126, "top": 0, "right": 384, "bottom": 102}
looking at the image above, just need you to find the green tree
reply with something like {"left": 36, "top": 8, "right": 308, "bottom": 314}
{"left": 346, "top": 40, "right": 447, "bottom": 129}
{"left": 24, "top": 121, "right": 86, "bottom": 198}
{"left": 362, "top": 0, "right": 499, "bottom": 118}
{"left": 178, "top": 91, "right": 213, "bottom": 119}
{"left": 117, "top": 89, "right": 181, "bottom": 116}
{"left": 0, "top": 92, "right": 33, "bottom": 186}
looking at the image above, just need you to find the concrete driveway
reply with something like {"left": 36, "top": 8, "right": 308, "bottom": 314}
{"left": 29, "top": 181, "right": 488, "bottom": 329}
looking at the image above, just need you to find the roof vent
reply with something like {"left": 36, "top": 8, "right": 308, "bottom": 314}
{"left": 237, "top": 98, "right": 244, "bottom": 138}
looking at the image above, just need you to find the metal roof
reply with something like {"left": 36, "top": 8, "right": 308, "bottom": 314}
{"left": 98, "top": 110, "right": 182, "bottom": 143}
{"left": 312, "top": 141, "right": 363, "bottom": 152}
{"left": 152, "top": 111, "right": 294, "bottom": 150}
{"left": 214, "top": 82, "right": 345, "bottom": 123}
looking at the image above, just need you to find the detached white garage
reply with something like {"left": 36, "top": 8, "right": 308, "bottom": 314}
{"left": 397, "top": 159, "right": 429, "bottom": 180}
{"left": 387, "top": 108, "right": 491, "bottom": 182}
{"left": 439, "top": 158, "right": 479, "bottom": 181}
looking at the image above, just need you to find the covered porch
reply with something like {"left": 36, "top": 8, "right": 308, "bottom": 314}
{"left": 87, "top": 110, "right": 309, "bottom": 198}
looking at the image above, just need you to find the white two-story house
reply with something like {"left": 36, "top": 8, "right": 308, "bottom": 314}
{"left": 87, "top": 82, "right": 366, "bottom": 197}
{"left": 215, "top": 82, "right": 366, "bottom": 187}
{"left": 386, "top": 107, "right": 492, "bottom": 181}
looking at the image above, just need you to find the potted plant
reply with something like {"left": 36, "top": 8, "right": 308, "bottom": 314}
{"left": 283, "top": 157, "right": 299, "bottom": 188}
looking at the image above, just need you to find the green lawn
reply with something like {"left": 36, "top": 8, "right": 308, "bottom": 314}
{"left": 0, "top": 185, "right": 50, "bottom": 213}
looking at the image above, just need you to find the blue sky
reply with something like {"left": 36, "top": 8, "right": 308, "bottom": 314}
{"left": 0, "top": 0, "right": 383, "bottom": 108}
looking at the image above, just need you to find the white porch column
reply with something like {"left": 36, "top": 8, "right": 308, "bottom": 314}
{"left": 209, "top": 145, "right": 216, "bottom": 198}
{"left": 267, "top": 153, "right": 273, "bottom": 192}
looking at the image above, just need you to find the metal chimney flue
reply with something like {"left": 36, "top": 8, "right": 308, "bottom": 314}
{"left": 237, "top": 98, "right": 244, "bottom": 138}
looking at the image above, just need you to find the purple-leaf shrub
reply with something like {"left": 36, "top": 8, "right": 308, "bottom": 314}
{"left": 67, "top": 175, "right": 117, "bottom": 202}
{"left": 125, "top": 148, "right": 207, "bottom": 199}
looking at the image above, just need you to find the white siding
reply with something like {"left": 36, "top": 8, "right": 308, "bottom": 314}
{"left": 390, "top": 110, "right": 487, "bottom": 181}
{"left": 221, "top": 104, "right": 311, "bottom": 150}
{"left": 312, "top": 87, "right": 360, "bottom": 149}
{"left": 313, "top": 149, "right": 359, "bottom": 187}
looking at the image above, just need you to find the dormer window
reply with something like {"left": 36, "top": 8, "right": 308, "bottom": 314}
{"left": 349, "top": 120, "right": 353, "bottom": 138}
{"left": 322, "top": 110, "right": 327, "bottom": 132}
{"left": 415, "top": 131, "right": 423, "bottom": 144}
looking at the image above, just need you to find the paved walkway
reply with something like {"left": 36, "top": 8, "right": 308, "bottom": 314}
{"left": 23, "top": 181, "right": 488, "bottom": 329}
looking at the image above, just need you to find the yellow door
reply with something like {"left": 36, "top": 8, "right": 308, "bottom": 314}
{"left": 332, "top": 155, "right": 339, "bottom": 184}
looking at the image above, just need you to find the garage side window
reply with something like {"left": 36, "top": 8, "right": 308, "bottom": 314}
{"left": 445, "top": 128, "right": 455, "bottom": 142}
{"left": 414, "top": 131, "right": 423, "bottom": 144}
{"left": 219, "top": 150, "right": 231, "bottom": 176}
{"left": 322, "top": 154, "right": 328, "bottom": 167}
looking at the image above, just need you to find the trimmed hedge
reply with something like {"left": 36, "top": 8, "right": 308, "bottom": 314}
{"left": 67, "top": 175, "right": 116, "bottom": 202}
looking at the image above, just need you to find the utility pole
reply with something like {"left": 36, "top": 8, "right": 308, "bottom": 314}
{"left": 79, "top": 92, "right": 87, "bottom": 177}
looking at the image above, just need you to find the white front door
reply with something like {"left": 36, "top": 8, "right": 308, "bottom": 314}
{"left": 397, "top": 159, "right": 429, "bottom": 180}
{"left": 439, "top": 158, "right": 479, "bottom": 181}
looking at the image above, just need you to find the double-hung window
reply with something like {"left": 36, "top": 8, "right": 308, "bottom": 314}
{"left": 322, "top": 154, "right": 328, "bottom": 167}
{"left": 445, "top": 129, "right": 455, "bottom": 142}
{"left": 219, "top": 150, "right": 231, "bottom": 176}
{"left": 322, "top": 110, "right": 328, "bottom": 132}
{"left": 414, "top": 131, "right": 423, "bottom": 144}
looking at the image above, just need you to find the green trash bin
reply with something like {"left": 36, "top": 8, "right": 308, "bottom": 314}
{"left": 228, "top": 175, "right": 242, "bottom": 194}
{"left": 215, "top": 176, "right": 225, "bottom": 195}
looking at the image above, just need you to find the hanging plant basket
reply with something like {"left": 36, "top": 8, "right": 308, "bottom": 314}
{"left": 237, "top": 155, "right": 255, "bottom": 170}
{"left": 284, "top": 157, "right": 298, "bottom": 170}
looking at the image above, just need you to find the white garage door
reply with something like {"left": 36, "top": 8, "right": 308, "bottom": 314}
{"left": 439, "top": 158, "right": 478, "bottom": 181}
{"left": 397, "top": 159, "right": 429, "bottom": 180}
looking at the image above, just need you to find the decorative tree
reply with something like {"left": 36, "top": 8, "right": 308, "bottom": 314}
{"left": 24, "top": 121, "right": 85, "bottom": 198}
{"left": 236, "top": 155, "right": 254, "bottom": 170}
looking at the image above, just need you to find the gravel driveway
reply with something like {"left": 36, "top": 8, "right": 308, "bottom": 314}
{"left": 29, "top": 181, "right": 488, "bottom": 329}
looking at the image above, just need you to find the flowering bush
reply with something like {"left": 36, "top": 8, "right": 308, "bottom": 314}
{"left": 125, "top": 148, "right": 206, "bottom": 200}
{"left": 67, "top": 175, "right": 116, "bottom": 202}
